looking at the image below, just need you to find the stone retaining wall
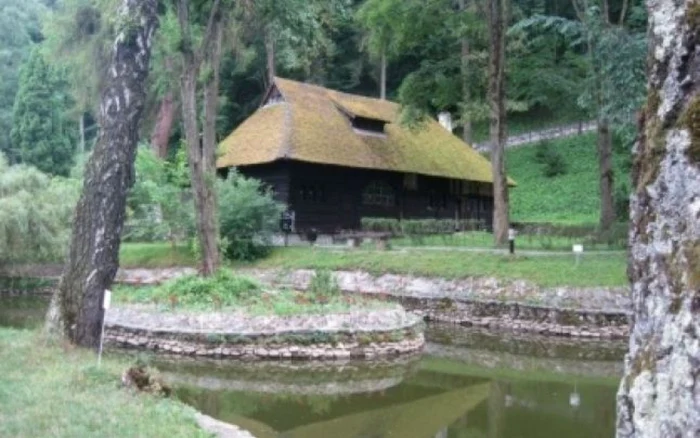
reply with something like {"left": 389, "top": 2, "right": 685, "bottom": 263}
{"left": 105, "top": 325, "right": 424, "bottom": 360}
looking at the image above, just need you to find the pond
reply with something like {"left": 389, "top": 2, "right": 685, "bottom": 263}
{"left": 0, "top": 295, "right": 624, "bottom": 438}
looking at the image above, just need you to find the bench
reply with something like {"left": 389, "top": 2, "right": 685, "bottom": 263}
{"left": 335, "top": 231, "right": 392, "bottom": 250}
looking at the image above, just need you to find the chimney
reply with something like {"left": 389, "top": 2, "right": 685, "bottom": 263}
{"left": 438, "top": 111, "right": 453, "bottom": 132}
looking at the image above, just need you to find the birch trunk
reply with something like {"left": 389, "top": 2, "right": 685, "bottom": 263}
{"left": 45, "top": 0, "right": 158, "bottom": 347}
{"left": 616, "top": 0, "right": 700, "bottom": 435}
{"left": 488, "top": 0, "right": 509, "bottom": 245}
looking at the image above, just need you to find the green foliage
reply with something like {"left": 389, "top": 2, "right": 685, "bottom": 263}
{"left": 508, "top": 134, "right": 629, "bottom": 224}
{"left": 308, "top": 269, "right": 341, "bottom": 298}
{"left": 0, "top": 0, "right": 46, "bottom": 161}
{"left": 0, "top": 153, "right": 79, "bottom": 267}
{"left": 534, "top": 140, "right": 568, "bottom": 177}
{"left": 10, "top": 48, "right": 76, "bottom": 176}
{"left": 114, "top": 269, "right": 389, "bottom": 315}
{"left": 217, "top": 171, "right": 284, "bottom": 261}
{"left": 125, "top": 146, "right": 194, "bottom": 244}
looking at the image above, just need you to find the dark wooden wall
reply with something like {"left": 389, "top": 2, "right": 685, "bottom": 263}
{"left": 234, "top": 160, "right": 494, "bottom": 233}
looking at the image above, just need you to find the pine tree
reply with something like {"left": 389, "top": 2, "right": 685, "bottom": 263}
{"left": 10, "top": 48, "right": 75, "bottom": 176}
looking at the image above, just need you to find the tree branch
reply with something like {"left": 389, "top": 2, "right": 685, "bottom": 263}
{"left": 198, "top": 0, "right": 223, "bottom": 62}
{"left": 619, "top": 0, "right": 629, "bottom": 26}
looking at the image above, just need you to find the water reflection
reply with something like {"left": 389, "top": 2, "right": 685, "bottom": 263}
{"left": 0, "top": 294, "right": 621, "bottom": 437}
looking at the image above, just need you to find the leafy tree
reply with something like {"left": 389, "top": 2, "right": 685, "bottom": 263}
{"left": 10, "top": 48, "right": 76, "bottom": 176}
{"left": 0, "top": 153, "right": 79, "bottom": 268}
{"left": 0, "top": 0, "right": 46, "bottom": 161}
{"left": 40, "top": 0, "right": 115, "bottom": 154}
{"left": 510, "top": 0, "right": 646, "bottom": 231}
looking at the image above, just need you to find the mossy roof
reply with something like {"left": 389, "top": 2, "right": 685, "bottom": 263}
{"left": 218, "top": 77, "right": 505, "bottom": 184}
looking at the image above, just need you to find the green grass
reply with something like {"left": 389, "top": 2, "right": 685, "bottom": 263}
{"left": 247, "top": 247, "right": 627, "bottom": 288}
{"left": 389, "top": 231, "right": 624, "bottom": 251}
{"left": 113, "top": 270, "right": 392, "bottom": 315}
{"left": 0, "top": 328, "right": 208, "bottom": 438}
{"left": 507, "top": 134, "right": 630, "bottom": 224}
{"left": 119, "top": 242, "right": 196, "bottom": 268}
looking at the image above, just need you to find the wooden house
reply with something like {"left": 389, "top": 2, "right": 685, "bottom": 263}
{"left": 217, "top": 77, "right": 510, "bottom": 234}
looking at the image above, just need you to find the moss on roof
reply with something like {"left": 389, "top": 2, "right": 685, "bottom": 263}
{"left": 217, "top": 77, "right": 505, "bottom": 184}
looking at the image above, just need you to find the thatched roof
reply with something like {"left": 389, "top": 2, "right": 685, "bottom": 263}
{"left": 217, "top": 77, "right": 502, "bottom": 184}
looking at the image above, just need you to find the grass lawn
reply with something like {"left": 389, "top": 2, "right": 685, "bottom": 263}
{"left": 0, "top": 328, "right": 208, "bottom": 438}
{"left": 249, "top": 247, "right": 627, "bottom": 288}
{"left": 119, "top": 243, "right": 627, "bottom": 288}
{"left": 507, "top": 133, "right": 630, "bottom": 224}
{"left": 389, "top": 231, "right": 625, "bottom": 252}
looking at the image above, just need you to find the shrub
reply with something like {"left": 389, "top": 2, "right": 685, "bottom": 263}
{"left": 0, "top": 154, "right": 79, "bottom": 267}
{"left": 534, "top": 140, "right": 567, "bottom": 178}
{"left": 614, "top": 183, "right": 631, "bottom": 221}
{"left": 132, "top": 270, "right": 262, "bottom": 308}
{"left": 125, "top": 147, "right": 194, "bottom": 244}
{"left": 217, "top": 170, "right": 284, "bottom": 261}
{"left": 308, "top": 270, "right": 341, "bottom": 298}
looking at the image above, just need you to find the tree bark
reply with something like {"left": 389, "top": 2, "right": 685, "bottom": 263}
{"left": 176, "top": 0, "right": 222, "bottom": 276}
{"left": 78, "top": 113, "right": 85, "bottom": 155}
{"left": 380, "top": 49, "right": 387, "bottom": 100}
{"left": 459, "top": 0, "right": 473, "bottom": 145}
{"left": 616, "top": 0, "right": 700, "bottom": 435}
{"left": 150, "top": 91, "right": 176, "bottom": 159}
{"left": 265, "top": 29, "right": 276, "bottom": 86}
{"left": 45, "top": 0, "right": 158, "bottom": 347}
{"left": 598, "top": 117, "right": 615, "bottom": 230}
{"left": 488, "top": 0, "right": 509, "bottom": 245}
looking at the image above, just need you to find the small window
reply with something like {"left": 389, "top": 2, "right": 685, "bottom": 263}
{"left": 299, "top": 184, "right": 326, "bottom": 203}
{"left": 363, "top": 181, "right": 395, "bottom": 207}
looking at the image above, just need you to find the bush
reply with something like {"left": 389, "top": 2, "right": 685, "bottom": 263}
{"left": 0, "top": 154, "right": 79, "bottom": 267}
{"left": 125, "top": 147, "right": 194, "bottom": 244}
{"left": 217, "top": 171, "right": 284, "bottom": 261}
{"left": 308, "top": 270, "right": 341, "bottom": 298}
{"left": 124, "top": 270, "right": 261, "bottom": 308}
{"left": 614, "top": 183, "right": 630, "bottom": 221}
{"left": 534, "top": 140, "right": 567, "bottom": 178}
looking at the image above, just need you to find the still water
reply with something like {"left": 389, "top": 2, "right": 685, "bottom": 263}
{"left": 1, "top": 295, "right": 624, "bottom": 438}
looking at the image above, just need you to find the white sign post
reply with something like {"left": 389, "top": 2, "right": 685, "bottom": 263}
{"left": 573, "top": 244, "right": 584, "bottom": 266}
{"left": 97, "top": 290, "right": 111, "bottom": 367}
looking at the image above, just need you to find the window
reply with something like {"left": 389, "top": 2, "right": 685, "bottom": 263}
{"left": 352, "top": 116, "right": 386, "bottom": 134}
{"left": 299, "top": 183, "right": 326, "bottom": 203}
{"left": 363, "top": 181, "right": 395, "bottom": 207}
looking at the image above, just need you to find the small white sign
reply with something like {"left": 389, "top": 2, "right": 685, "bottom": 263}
{"left": 103, "top": 290, "right": 112, "bottom": 310}
{"left": 572, "top": 244, "right": 584, "bottom": 254}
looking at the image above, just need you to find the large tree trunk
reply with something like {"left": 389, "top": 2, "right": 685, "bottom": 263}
{"left": 616, "top": 0, "right": 700, "bottom": 435}
{"left": 45, "top": 0, "right": 158, "bottom": 347}
{"left": 459, "top": 0, "right": 473, "bottom": 145}
{"left": 150, "top": 92, "right": 176, "bottom": 159}
{"left": 488, "top": 0, "right": 509, "bottom": 245}
{"left": 598, "top": 117, "right": 615, "bottom": 230}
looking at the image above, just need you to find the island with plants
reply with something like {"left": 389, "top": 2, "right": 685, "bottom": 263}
{"left": 105, "top": 270, "right": 425, "bottom": 360}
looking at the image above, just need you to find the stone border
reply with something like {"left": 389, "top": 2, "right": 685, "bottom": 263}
{"left": 105, "top": 306, "right": 425, "bottom": 360}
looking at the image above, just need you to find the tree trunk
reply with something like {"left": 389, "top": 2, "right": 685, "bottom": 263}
{"left": 488, "top": 0, "right": 509, "bottom": 245}
{"left": 45, "top": 0, "right": 158, "bottom": 347}
{"left": 380, "top": 49, "right": 387, "bottom": 100}
{"left": 459, "top": 0, "right": 473, "bottom": 145}
{"left": 598, "top": 117, "right": 615, "bottom": 231}
{"left": 78, "top": 113, "right": 85, "bottom": 155}
{"left": 150, "top": 92, "right": 176, "bottom": 159}
{"left": 616, "top": 0, "right": 700, "bottom": 435}
{"left": 265, "top": 30, "right": 276, "bottom": 86}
